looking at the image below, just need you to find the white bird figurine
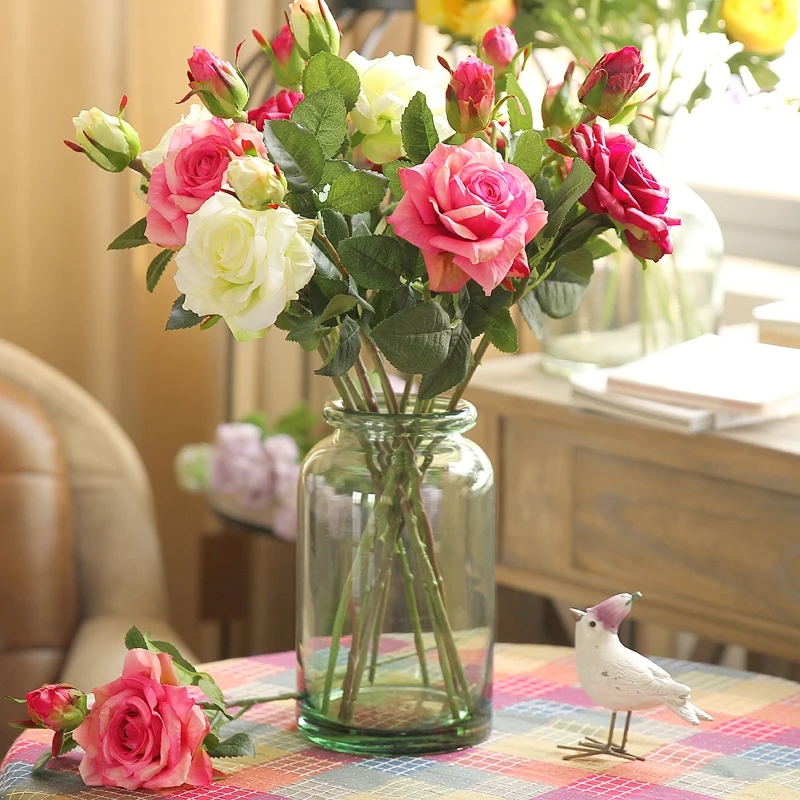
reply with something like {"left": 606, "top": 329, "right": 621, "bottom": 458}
{"left": 559, "top": 592, "right": 713, "bottom": 761}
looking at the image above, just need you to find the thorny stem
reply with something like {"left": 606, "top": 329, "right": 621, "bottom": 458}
{"left": 314, "top": 230, "right": 349, "bottom": 278}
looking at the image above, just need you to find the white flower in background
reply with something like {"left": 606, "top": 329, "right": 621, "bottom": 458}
{"left": 226, "top": 156, "right": 288, "bottom": 208}
{"left": 345, "top": 51, "right": 453, "bottom": 163}
{"left": 175, "top": 192, "right": 316, "bottom": 341}
{"left": 175, "top": 443, "right": 212, "bottom": 492}
{"left": 72, "top": 107, "right": 140, "bottom": 172}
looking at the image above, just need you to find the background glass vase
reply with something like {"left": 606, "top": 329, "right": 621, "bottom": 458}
{"left": 541, "top": 183, "right": 724, "bottom": 374}
{"left": 296, "top": 399, "right": 495, "bottom": 755}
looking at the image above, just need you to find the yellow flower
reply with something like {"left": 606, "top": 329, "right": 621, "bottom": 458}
{"left": 721, "top": 0, "right": 799, "bottom": 55}
{"left": 417, "top": 0, "right": 516, "bottom": 42}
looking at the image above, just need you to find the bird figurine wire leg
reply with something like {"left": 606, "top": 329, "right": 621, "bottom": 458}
{"left": 559, "top": 592, "right": 713, "bottom": 762}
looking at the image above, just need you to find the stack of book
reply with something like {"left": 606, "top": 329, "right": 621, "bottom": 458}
{"left": 569, "top": 334, "right": 800, "bottom": 433}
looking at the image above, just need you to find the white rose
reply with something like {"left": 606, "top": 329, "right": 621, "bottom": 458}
{"left": 175, "top": 192, "right": 316, "bottom": 341}
{"left": 226, "top": 156, "right": 288, "bottom": 208}
{"left": 345, "top": 51, "right": 453, "bottom": 164}
{"left": 72, "top": 107, "right": 140, "bottom": 172}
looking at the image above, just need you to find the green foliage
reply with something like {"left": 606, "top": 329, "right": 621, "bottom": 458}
{"left": 108, "top": 217, "right": 149, "bottom": 250}
{"left": 418, "top": 322, "right": 472, "bottom": 400}
{"left": 165, "top": 295, "right": 203, "bottom": 330}
{"left": 551, "top": 215, "right": 613, "bottom": 261}
{"left": 485, "top": 309, "right": 519, "bottom": 353}
{"left": 204, "top": 732, "right": 256, "bottom": 759}
{"left": 302, "top": 52, "right": 361, "bottom": 111}
{"left": 319, "top": 294, "right": 358, "bottom": 323}
{"left": 502, "top": 73, "right": 533, "bottom": 132}
{"left": 338, "top": 235, "right": 412, "bottom": 290}
{"left": 401, "top": 92, "right": 440, "bottom": 164}
{"left": 125, "top": 626, "right": 148, "bottom": 650}
{"left": 370, "top": 302, "right": 451, "bottom": 374}
{"left": 320, "top": 209, "right": 349, "bottom": 247}
{"left": 463, "top": 285, "right": 512, "bottom": 336}
{"left": 287, "top": 314, "right": 326, "bottom": 351}
{"left": 291, "top": 88, "right": 348, "bottom": 159}
{"left": 316, "top": 316, "right": 361, "bottom": 376}
{"left": 286, "top": 190, "right": 318, "bottom": 218}
{"left": 383, "top": 159, "right": 411, "bottom": 199}
{"left": 262, "top": 119, "right": 325, "bottom": 192}
{"left": 510, "top": 130, "right": 544, "bottom": 178}
{"left": 324, "top": 170, "right": 388, "bottom": 215}
{"left": 519, "top": 291, "right": 546, "bottom": 339}
{"left": 557, "top": 247, "right": 594, "bottom": 280}
{"left": 146, "top": 249, "right": 174, "bottom": 292}
{"left": 540, "top": 158, "right": 595, "bottom": 240}
{"left": 319, "top": 159, "right": 355, "bottom": 187}
{"left": 534, "top": 264, "right": 590, "bottom": 318}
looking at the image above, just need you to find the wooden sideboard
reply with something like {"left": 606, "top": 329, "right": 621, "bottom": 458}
{"left": 466, "top": 354, "right": 800, "bottom": 663}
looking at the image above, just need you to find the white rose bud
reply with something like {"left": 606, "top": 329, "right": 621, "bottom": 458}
{"left": 226, "top": 157, "right": 288, "bottom": 208}
{"left": 71, "top": 104, "right": 141, "bottom": 173}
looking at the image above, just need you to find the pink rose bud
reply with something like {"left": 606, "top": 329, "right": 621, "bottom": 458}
{"left": 187, "top": 46, "right": 249, "bottom": 120}
{"left": 445, "top": 56, "right": 496, "bottom": 138}
{"left": 247, "top": 90, "right": 305, "bottom": 130}
{"left": 255, "top": 25, "right": 305, "bottom": 89}
{"left": 578, "top": 46, "right": 649, "bottom": 121}
{"left": 479, "top": 27, "right": 519, "bottom": 76}
{"left": 26, "top": 684, "right": 87, "bottom": 732}
{"left": 541, "top": 61, "right": 583, "bottom": 135}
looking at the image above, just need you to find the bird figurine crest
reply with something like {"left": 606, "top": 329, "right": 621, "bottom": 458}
{"left": 559, "top": 592, "right": 713, "bottom": 761}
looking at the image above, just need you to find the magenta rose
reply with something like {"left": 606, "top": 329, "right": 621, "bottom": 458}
{"left": 145, "top": 117, "right": 263, "bottom": 247}
{"left": 26, "top": 684, "right": 86, "bottom": 732}
{"left": 570, "top": 123, "right": 679, "bottom": 262}
{"left": 479, "top": 27, "right": 519, "bottom": 74}
{"left": 446, "top": 56, "right": 495, "bottom": 137}
{"left": 271, "top": 25, "right": 296, "bottom": 67}
{"left": 247, "top": 90, "right": 305, "bottom": 129}
{"left": 187, "top": 47, "right": 249, "bottom": 120}
{"left": 578, "top": 46, "right": 649, "bottom": 120}
{"left": 388, "top": 138, "right": 548, "bottom": 294}
{"left": 73, "top": 649, "right": 212, "bottom": 790}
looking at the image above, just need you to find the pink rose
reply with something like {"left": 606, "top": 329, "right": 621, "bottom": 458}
{"left": 446, "top": 56, "right": 495, "bottom": 137}
{"left": 247, "top": 90, "right": 305, "bottom": 129}
{"left": 570, "top": 123, "right": 679, "bottom": 262}
{"left": 388, "top": 138, "right": 548, "bottom": 294}
{"left": 479, "top": 27, "right": 519, "bottom": 74}
{"left": 73, "top": 649, "right": 212, "bottom": 790}
{"left": 187, "top": 47, "right": 249, "bottom": 120}
{"left": 271, "top": 25, "right": 295, "bottom": 67}
{"left": 578, "top": 46, "right": 649, "bottom": 120}
{"left": 146, "top": 117, "right": 263, "bottom": 247}
{"left": 26, "top": 684, "right": 86, "bottom": 732}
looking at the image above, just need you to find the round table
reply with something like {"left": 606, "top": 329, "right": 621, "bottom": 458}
{"left": 3, "top": 644, "right": 800, "bottom": 800}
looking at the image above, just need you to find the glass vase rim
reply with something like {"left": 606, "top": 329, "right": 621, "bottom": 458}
{"left": 323, "top": 397, "right": 477, "bottom": 434}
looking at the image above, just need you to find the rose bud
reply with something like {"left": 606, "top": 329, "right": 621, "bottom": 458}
{"left": 247, "top": 90, "right": 305, "bottom": 130}
{"left": 226, "top": 156, "right": 288, "bottom": 207}
{"left": 255, "top": 25, "right": 305, "bottom": 88}
{"left": 26, "top": 684, "right": 87, "bottom": 732}
{"left": 479, "top": 26, "right": 519, "bottom": 77}
{"left": 541, "top": 61, "right": 583, "bottom": 135}
{"left": 71, "top": 105, "right": 141, "bottom": 172}
{"left": 578, "top": 46, "right": 649, "bottom": 121}
{"left": 187, "top": 47, "right": 249, "bottom": 120}
{"left": 445, "top": 56, "right": 496, "bottom": 138}
{"left": 288, "top": 0, "right": 340, "bottom": 60}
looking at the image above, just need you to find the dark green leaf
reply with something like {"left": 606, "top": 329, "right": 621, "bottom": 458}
{"left": 485, "top": 309, "right": 519, "bottom": 353}
{"left": 383, "top": 159, "right": 410, "bottom": 199}
{"left": 401, "top": 92, "right": 439, "bottom": 164}
{"left": 320, "top": 209, "right": 348, "bottom": 247}
{"left": 316, "top": 316, "right": 361, "bottom": 376}
{"left": 125, "top": 625, "right": 148, "bottom": 651}
{"left": 287, "top": 314, "right": 325, "bottom": 351}
{"left": 511, "top": 130, "right": 543, "bottom": 177}
{"left": 319, "top": 294, "right": 358, "bottom": 323}
{"left": 586, "top": 235, "right": 617, "bottom": 259}
{"left": 325, "top": 170, "right": 388, "bottom": 215}
{"left": 146, "top": 249, "right": 174, "bottom": 293}
{"left": 204, "top": 732, "right": 256, "bottom": 759}
{"left": 262, "top": 119, "right": 325, "bottom": 192}
{"left": 148, "top": 639, "right": 198, "bottom": 673}
{"left": 463, "top": 284, "right": 511, "bottom": 336}
{"left": 31, "top": 750, "right": 52, "bottom": 777}
{"left": 291, "top": 88, "right": 347, "bottom": 159}
{"left": 320, "top": 159, "right": 355, "bottom": 187}
{"left": 519, "top": 290, "right": 546, "bottom": 339}
{"left": 551, "top": 215, "right": 612, "bottom": 261}
{"left": 286, "top": 190, "right": 318, "bottom": 217}
{"left": 504, "top": 73, "right": 533, "bottom": 132}
{"left": 371, "top": 302, "right": 450, "bottom": 373}
{"left": 540, "top": 158, "right": 595, "bottom": 240}
{"left": 108, "top": 217, "right": 149, "bottom": 250}
{"left": 535, "top": 264, "right": 590, "bottom": 318}
{"left": 338, "top": 234, "right": 410, "bottom": 289}
{"left": 302, "top": 52, "right": 361, "bottom": 111}
{"left": 312, "top": 241, "right": 340, "bottom": 280}
{"left": 418, "top": 322, "right": 471, "bottom": 400}
{"left": 166, "top": 295, "right": 203, "bottom": 330}
{"left": 557, "top": 247, "right": 594, "bottom": 280}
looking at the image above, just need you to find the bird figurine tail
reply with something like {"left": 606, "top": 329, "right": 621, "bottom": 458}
{"left": 663, "top": 698, "right": 714, "bottom": 726}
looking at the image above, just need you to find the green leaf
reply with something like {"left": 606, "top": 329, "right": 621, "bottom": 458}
{"left": 262, "top": 119, "right": 325, "bottom": 192}
{"left": 302, "top": 52, "right": 361, "bottom": 111}
{"left": 204, "top": 732, "right": 256, "bottom": 759}
{"left": 291, "top": 88, "right": 348, "bottom": 159}
{"left": 5, "top": 695, "right": 27, "bottom": 704}
{"left": 401, "top": 92, "right": 439, "bottom": 165}
{"left": 338, "top": 235, "right": 410, "bottom": 289}
{"left": 519, "top": 290, "right": 545, "bottom": 339}
{"left": 166, "top": 295, "right": 203, "bottom": 330}
{"left": 200, "top": 314, "right": 221, "bottom": 330}
{"left": 146, "top": 249, "right": 174, "bottom": 293}
{"left": 503, "top": 73, "right": 533, "bottom": 132}
{"left": 198, "top": 676, "right": 225, "bottom": 706}
{"left": 463, "top": 285, "right": 511, "bottom": 336}
{"left": 125, "top": 626, "right": 148, "bottom": 651}
{"left": 312, "top": 241, "right": 340, "bottom": 280}
{"left": 485, "top": 309, "right": 519, "bottom": 353}
{"left": 325, "top": 170, "right": 388, "bottom": 215}
{"left": 319, "top": 294, "right": 358, "bottom": 323}
{"left": 540, "top": 158, "right": 595, "bottom": 240}
{"left": 557, "top": 247, "right": 594, "bottom": 280}
{"left": 418, "top": 322, "right": 471, "bottom": 400}
{"left": 586, "top": 235, "right": 617, "bottom": 259}
{"left": 148, "top": 639, "right": 198, "bottom": 673}
{"left": 535, "top": 264, "right": 590, "bottom": 318}
{"left": 320, "top": 209, "right": 349, "bottom": 247}
{"left": 383, "top": 159, "right": 410, "bottom": 199}
{"left": 316, "top": 316, "right": 361, "bottom": 376}
{"left": 286, "top": 190, "right": 318, "bottom": 217}
{"left": 31, "top": 750, "right": 52, "bottom": 777}
{"left": 287, "top": 314, "right": 325, "bottom": 352}
{"left": 371, "top": 302, "right": 450, "bottom": 374}
{"left": 551, "top": 215, "right": 612, "bottom": 261}
{"left": 108, "top": 217, "right": 149, "bottom": 250}
{"left": 319, "top": 159, "right": 355, "bottom": 187}
{"left": 511, "top": 130, "right": 544, "bottom": 178}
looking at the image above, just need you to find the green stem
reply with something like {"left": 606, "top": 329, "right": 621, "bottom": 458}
{"left": 199, "top": 692, "right": 299, "bottom": 712}
{"left": 396, "top": 539, "right": 430, "bottom": 686}
{"left": 354, "top": 356, "right": 379, "bottom": 412}
{"left": 314, "top": 230, "right": 349, "bottom": 278}
{"left": 399, "top": 375, "right": 414, "bottom": 414}
{"left": 448, "top": 336, "right": 490, "bottom": 410}
{"left": 361, "top": 333, "right": 400, "bottom": 414}
{"left": 368, "top": 564, "right": 393, "bottom": 683}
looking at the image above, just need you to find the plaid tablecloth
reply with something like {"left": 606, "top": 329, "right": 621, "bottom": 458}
{"left": 3, "top": 644, "right": 800, "bottom": 800}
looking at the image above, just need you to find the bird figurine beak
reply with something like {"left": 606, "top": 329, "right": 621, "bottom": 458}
{"left": 570, "top": 608, "right": 586, "bottom": 621}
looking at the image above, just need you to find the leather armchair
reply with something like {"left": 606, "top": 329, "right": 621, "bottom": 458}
{"left": 0, "top": 339, "right": 194, "bottom": 754}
